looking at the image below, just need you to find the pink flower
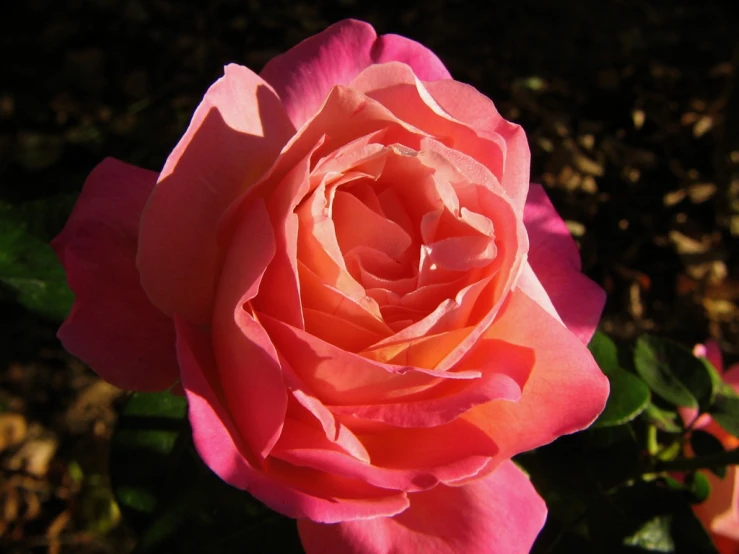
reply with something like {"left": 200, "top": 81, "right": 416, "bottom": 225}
{"left": 52, "top": 20, "right": 609, "bottom": 554}
{"left": 687, "top": 341, "right": 739, "bottom": 554}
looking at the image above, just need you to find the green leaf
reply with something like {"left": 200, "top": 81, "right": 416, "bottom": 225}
{"left": 0, "top": 202, "right": 73, "bottom": 320}
{"left": 699, "top": 358, "right": 723, "bottom": 400}
{"left": 643, "top": 402, "right": 683, "bottom": 433}
{"left": 622, "top": 515, "right": 676, "bottom": 552}
{"left": 110, "top": 391, "right": 189, "bottom": 531}
{"left": 634, "top": 335, "right": 716, "bottom": 409}
{"left": 587, "top": 481, "right": 718, "bottom": 554}
{"left": 589, "top": 331, "right": 621, "bottom": 375}
{"left": 589, "top": 332, "right": 650, "bottom": 427}
{"left": 709, "top": 384, "right": 739, "bottom": 437}
{"left": 595, "top": 369, "right": 651, "bottom": 427}
{"left": 685, "top": 471, "right": 712, "bottom": 504}
{"left": 690, "top": 430, "right": 727, "bottom": 478}
{"left": 660, "top": 470, "right": 712, "bottom": 505}
{"left": 110, "top": 391, "right": 302, "bottom": 554}
{"left": 10, "top": 195, "right": 78, "bottom": 242}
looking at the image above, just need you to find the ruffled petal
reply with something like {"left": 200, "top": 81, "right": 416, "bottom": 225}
{"left": 211, "top": 199, "right": 287, "bottom": 459}
{"left": 329, "top": 369, "right": 522, "bottom": 428}
{"left": 261, "top": 313, "right": 482, "bottom": 406}
{"left": 424, "top": 79, "right": 531, "bottom": 215}
{"left": 177, "top": 317, "right": 410, "bottom": 523}
{"left": 137, "top": 64, "right": 295, "bottom": 323}
{"left": 298, "top": 460, "right": 547, "bottom": 554}
{"left": 272, "top": 417, "right": 497, "bottom": 493}
{"left": 260, "top": 19, "right": 450, "bottom": 129}
{"left": 522, "top": 184, "right": 605, "bottom": 343}
{"left": 463, "top": 288, "right": 609, "bottom": 461}
{"left": 352, "top": 62, "right": 527, "bottom": 214}
{"left": 52, "top": 158, "right": 178, "bottom": 391}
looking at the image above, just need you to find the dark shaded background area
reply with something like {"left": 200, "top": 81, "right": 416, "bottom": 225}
{"left": 1, "top": 0, "right": 737, "bottom": 552}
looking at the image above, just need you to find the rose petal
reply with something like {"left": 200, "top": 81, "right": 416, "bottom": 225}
{"left": 338, "top": 338, "right": 534, "bottom": 428}
{"left": 261, "top": 314, "right": 481, "bottom": 406}
{"left": 343, "top": 181, "right": 386, "bottom": 216}
{"left": 463, "top": 288, "right": 609, "bottom": 461}
{"left": 333, "top": 190, "right": 414, "bottom": 262}
{"left": 212, "top": 199, "right": 287, "bottom": 459}
{"left": 272, "top": 416, "right": 497, "bottom": 493}
{"left": 299, "top": 261, "right": 390, "bottom": 336}
{"left": 515, "top": 262, "right": 563, "bottom": 324}
{"left": 345, "top": 246, "right": 418, "bottom": 295}
{"left": 522, "top": 184, "right": 605, "bottom": 343}
{"left": 427, "top": 235, "right": 496, "bottom": 271}
{"left": 399, "top": 273, "right": 475, "bottom": 313}
{"left": 364, "top": 275, "right": 493, "bottom": 365}
{"left": 256, "top": 139, "right": 329, "bottom": 328}
{"left": 329, "top": 365, "right": 523, "bottom": 428}
{"left": 177, "top": 316, "right": 410, "bottom": 523}
{"left": 250, "top": 85, "right": 429, "bottom": 206}
{"left": 362, "top": 325, "right": 475, "bottom": 369}
{"left": 416, "top": 138, "right": 526, "bottom": 305}
{"left": 52, "top": 158, "right": 178, "bottom": 391}
{"left": 224, "top": 134, "right": 330, "bottom": 331}
{"left": 297, "top": 460, "right": 547, "bottom": 554}
{"left": 285, "top": 381, "right": 371, "bottom": 463}
{"left": 304, "top": 308, "right": 387, "bottom": 353}
{"left": 425, "top": 79, "right": 531, "bottom": 215}
{"left": 377, "top": 187, "right": 416, "bottom": 239}
{"left": 260, "top": 19, "right": 450, "bottom": 129}
{"left": 137, "top": 64, "right": 295, "bottom": 323}
{"left": 352, "top": 62, "right": 528, "bottom": 213}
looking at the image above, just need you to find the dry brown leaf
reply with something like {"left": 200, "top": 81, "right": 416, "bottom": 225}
{"left": 6, "top": 438, "right": 58, "bottom": 477}
{"left": 3, "top": 486, "right": 20, "bottom": 523}
{"left": 565, "top": 220, "right": 586, "bottom": 237}
{"left": 632, "top": 109, "right": 645, "bottom": 129}
{"left": 65, "top": 381, "right": 121, "bottom": 434}
{"left": 0, "top": 413, "right": 27, "bottom": 452}
{"left": 573, "top": 152, "right": 605, "bottom": 177}
{"left": 629, "top": 281, "right": 645, "bottom": 319}
{"left": 703, "top": 298, "right": 737, "bottom": 321}
{"left": 693, "top": 115, "right": 714, "bottom": 138}
{"left": 688, "top": 182, "right": 717, "bottom": 203}
{"left": 668, "top": 230, "right": 710, "bottom": 254}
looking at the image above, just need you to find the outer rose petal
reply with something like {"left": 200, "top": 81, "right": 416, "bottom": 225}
{"left": 359, "top": 71, "right": 530, "bottom": 216}
{"left": 211, "top": 199, "right": 287, "bottom": 459}
{"left": 52, "top": 158, "right": 178, "bottom": 391}
{"left": 522, "top": 184, "right": 605, "bottom": 344}
{"left": 137, "top": 64, "right": 295, "bottom": 323}
{"left": 260, "top": 19, "right": 451, "bottom": 129}
{"left": 177, "top": 317, "right": 411, "bottom": 523}
{"left": 297, "top": 460, "right": 547, "bottom": 554}
{"left": 463, "top": 288, "right": 609, "bottom": 462}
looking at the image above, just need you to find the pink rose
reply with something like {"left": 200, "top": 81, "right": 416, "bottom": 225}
{"left": 684, "top": 341, "right": 739, "bottom": 554}
{"left": 53, "top": 20, "right": 608, "bottom": 554}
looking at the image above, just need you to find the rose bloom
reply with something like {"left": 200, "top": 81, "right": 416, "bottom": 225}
{"left": 53, "top": 20, "right": 608, "bottom": 554}
{"left": 681, "top": 341, "right": 739, "bottom": 554}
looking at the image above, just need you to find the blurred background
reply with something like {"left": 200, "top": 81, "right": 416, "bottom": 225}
{"left": 1, "top": 0, "right": 737, "bottom": 552}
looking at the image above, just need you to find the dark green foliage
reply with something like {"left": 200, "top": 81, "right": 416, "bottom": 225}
{"left": 111, "top": 391, "right": 302, "bottom": 554}
{"left": 0, "top": 200, "right": 74, "bottom": 320}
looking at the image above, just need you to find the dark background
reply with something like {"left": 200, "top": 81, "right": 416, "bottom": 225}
{"left": 0, "top": 0, "right": 737, "bottom": 552}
